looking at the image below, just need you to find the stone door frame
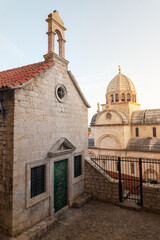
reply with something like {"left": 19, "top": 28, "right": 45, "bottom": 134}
{"left": 49, "top": 152, "right": 72, "bottom": 215}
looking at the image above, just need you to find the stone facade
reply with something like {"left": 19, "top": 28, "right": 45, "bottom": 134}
{"left": 0, "top": 11, "right": 90, "bottom": 237}
{"left": 85, "top": 159, "right": 119, "bottom": 203}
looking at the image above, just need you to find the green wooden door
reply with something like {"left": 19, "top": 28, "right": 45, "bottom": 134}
{"left": 54, "top": 159, "right": 68, "bottom": 212}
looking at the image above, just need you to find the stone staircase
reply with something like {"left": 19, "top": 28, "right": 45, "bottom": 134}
{"left": 73, "top": 193, "right": 91, "bottom": 208}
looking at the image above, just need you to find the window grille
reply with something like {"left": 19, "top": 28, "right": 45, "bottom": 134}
{"left": 74, "top": 155, "right": 82, "bottom": 178}
{"left": 153, "top": 127, "right": 156, "bottom": 137}
{"left": 135, "top": 127, "right": 139, "bottom": 137}
{"left": 31, "top": 165, "right": 46, "bottom": 198}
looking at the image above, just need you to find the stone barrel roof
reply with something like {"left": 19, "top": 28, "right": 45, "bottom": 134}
{"left": 131, "top": 109, "right": 160, "bottom": 124}
{"left": 90, "top": 113, "right": 98, "bottom": 126}
{"left": 126, "top": 138, "right": 160, "bottom": 152}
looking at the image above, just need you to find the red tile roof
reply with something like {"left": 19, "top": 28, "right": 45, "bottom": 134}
{"left": 0, "top": 61, "right": 53, "bottom": 89}
{"left": 107, "top": 170, "right": 141, "bottom": 195}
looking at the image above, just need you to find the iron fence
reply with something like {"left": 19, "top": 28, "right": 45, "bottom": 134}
{"left": 90, "top": 156, "right": 160, "bottom": 205}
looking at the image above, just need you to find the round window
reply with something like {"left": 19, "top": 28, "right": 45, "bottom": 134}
{"left": 55, "top": 84, "right": 67, "bottom": 102}
{"left": 106, "top": 112, "right": 112, "bottom": 119}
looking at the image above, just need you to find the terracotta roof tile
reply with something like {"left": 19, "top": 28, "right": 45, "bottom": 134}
{"left": 0, "top": 61, "right": 53, "bottom": 89}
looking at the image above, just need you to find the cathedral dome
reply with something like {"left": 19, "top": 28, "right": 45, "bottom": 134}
{"left": 107, "top": 73, "right": 136, "bottom": 94}
{"left": 106, "top": 68, "right": 137, "bottom": 104}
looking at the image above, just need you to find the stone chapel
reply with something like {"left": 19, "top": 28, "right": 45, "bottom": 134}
{"left": 0, "top": 11, "right": 90, "bottom": 237}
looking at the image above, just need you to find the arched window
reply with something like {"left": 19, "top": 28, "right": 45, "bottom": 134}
{"left": 127, "top": 93, "right": 130, "bottom": 101}
{"left": 153, "top": 127, "right": 156, "bottom": 137}
{"left": 115, "top": 94, "right": 119, "bottom": 102}
{"left": 135, "top": 127, "right": 139, "bottom": 137}
{"left": 131, "top": 163, "right": 134, "bottom": 174}
{"left": 111, "top": 94, "right": 114, "bottom": 102}
{"left": 121, "top": 93, "right": 125, "bottom": 101}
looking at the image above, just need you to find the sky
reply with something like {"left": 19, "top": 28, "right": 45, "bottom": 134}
{"left": 0, "top": 0, "right": 160, "bottom": 124}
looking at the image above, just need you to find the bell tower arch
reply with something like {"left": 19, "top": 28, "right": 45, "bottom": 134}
{"left": 44, "top": 10, "right": 66, "bottom": 62}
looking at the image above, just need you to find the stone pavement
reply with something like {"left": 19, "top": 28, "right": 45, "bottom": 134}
{"left": 41, "top": 199, "right": 160, "bottom": 240}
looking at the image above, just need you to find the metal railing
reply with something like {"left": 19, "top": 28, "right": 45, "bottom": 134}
{"left": 90, "top": 156, "right": 160, "bottom": 205}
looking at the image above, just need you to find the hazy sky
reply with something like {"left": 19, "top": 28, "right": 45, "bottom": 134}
{"left": 0, "top": 0, "right": 160, "bottom": 123}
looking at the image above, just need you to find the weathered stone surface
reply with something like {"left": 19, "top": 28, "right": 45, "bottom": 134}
{"left": 143, "top": 184, "right": 160, "bottom": 213}
{"left": 0, "top": 54, "right": 88, "bottom": 236}
{"left": 84, "top": 159, "right": 119, "bottom": 204}
{"left": 72, "top": 193, "right": 91, "bottom": 208}
{"left": 0, "top": 90, "right": 14, "bottom": 235}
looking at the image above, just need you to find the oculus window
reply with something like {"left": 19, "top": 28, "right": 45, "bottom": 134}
{"left": 55, "top": 84, "right": 67, "bottom": 102}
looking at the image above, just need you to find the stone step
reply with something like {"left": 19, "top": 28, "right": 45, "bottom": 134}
{"left": 73, "top": 193, "right": 91, "bottom": 208}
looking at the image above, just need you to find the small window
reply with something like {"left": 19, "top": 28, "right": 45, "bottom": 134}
{"left": 31, "top": 165, "right": 46, "bottom": 198}
{"left": 55, "top": 84, "right": 67, "bottom": 103}
{"left": 131, "top": 163, "right": 134, "bottom": 174}
{"left": 135, "top": 127, "right": 139, "bottom": 137}
{"left": 115, "top": 94, "right": 119, "bottom": 102}
{"left": 127, "top": 93, "right": 130, "bottom": 101}
{"left": 153, "top": 127, "right": 156, "bottom": 137}
{"left": 74, "top": 155, "right": 82, "bottom": 178}
{"left": 111, "top": 94, "right": 114, "bottom": 102}
{"left": 121, "top": 93, "right": 125, "bottom": 101}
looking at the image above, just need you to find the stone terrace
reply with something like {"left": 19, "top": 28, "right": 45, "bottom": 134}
{"left": 41, "top": 199, "right": 160, "bottom": 240}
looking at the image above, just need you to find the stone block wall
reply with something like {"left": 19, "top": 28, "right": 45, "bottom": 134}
{"left": 143, "top": 184, "right": 160, "bottom": 213}
{"left": 11, "top": 55, "right": 88, "bottom": 236}
{"left": 85, "top": 158, "right": 119, "bottom": 203}
{"left": 0, "top": 90, "right": 14, "bottom": 234}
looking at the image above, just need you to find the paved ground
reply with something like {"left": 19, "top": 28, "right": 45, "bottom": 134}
{"left": 41, "top": 199, "right": 160, "bottom": 240}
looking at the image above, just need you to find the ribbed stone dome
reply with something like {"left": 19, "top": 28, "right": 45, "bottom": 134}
{"left": 107, "top": 73, "right": 136, "bottom": 94}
